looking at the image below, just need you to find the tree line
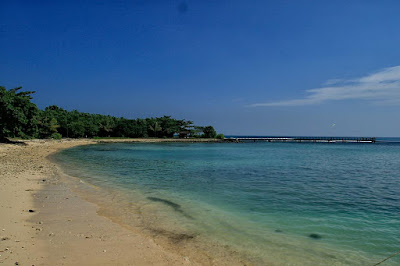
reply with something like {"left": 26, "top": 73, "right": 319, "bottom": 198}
{"left": 0, "top": 86, "right": 223, "bottom": 141}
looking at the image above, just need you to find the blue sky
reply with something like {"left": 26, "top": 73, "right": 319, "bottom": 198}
{"left": 1, "top": 1, "right": 400, "bottom": 136}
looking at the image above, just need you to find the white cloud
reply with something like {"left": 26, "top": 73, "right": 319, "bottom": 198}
{"left": 250, "top": 66, "right": 400, "bottom": 107}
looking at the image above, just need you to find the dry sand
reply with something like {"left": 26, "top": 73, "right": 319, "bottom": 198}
{"left": 0, "top": 138, "right": 248, "bottom": 266}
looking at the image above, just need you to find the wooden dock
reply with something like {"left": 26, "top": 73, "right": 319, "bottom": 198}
{"left": 225, "top": 137, "right": 376, "bottom": 143}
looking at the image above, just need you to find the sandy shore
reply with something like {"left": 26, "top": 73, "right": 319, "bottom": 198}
{"left": 0, "top": 138, "right": 248, "bottom": 266}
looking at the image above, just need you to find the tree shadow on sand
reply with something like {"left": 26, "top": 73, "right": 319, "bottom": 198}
{"left": 0, "top": 138, "right": 27, "bottom": 145}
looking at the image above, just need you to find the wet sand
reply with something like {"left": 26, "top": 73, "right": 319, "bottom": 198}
{"left": 0, "top": 138, "right": 248, "bottom": 266}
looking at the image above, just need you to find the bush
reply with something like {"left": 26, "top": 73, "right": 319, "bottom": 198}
{"left": 50, "top": 133, "right": 62, "bottom": 140}
{"left": 202, "top": 126, "right": 217, "bottom": 138}
{"left": 216, "top": 133, "right": 225, "bottom": 140}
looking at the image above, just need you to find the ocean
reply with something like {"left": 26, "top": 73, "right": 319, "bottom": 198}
{"left": 53, "top": 139, "right": 400, "bottom": 265}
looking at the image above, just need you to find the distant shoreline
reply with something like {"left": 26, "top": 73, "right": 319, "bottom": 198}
{"left": 5, "top": 137, "right": 223, "bottom": 143}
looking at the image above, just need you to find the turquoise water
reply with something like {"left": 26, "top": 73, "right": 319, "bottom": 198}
{"left": 55, "top": 142, "right": 400, "bottom": 265}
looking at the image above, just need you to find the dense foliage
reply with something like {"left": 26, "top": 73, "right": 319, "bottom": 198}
{"left": 0, "top": 87, "right": 39, "bottom": 140}
{"left": 0, "top": 86, "right": 219, "bottom": 141}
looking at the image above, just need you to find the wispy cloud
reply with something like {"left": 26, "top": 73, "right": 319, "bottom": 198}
{"left": 250, "top": 66, "right": 400, "bottom": 107}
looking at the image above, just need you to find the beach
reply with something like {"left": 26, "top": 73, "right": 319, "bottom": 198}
{"left": 0, "top": 138, "right": 238, "bottom": 266}
{"left": 1, "top": 139, "right": 399, "bottom": 266}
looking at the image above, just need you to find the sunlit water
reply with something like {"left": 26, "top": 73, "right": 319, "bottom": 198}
{"left": 54, "top": 141, "right": 400, "bottom": 265}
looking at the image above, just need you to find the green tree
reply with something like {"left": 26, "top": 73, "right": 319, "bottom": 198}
{"left": 69, "top": 121, "right": 85, "bottom": 138}
{"left": 42, "top": 105, "right": 69, "bottom": 137}
{"left": 135, "top": 119, "right": 148, "bottom": 137}
{"left": 216, "top": 133, "right": 225, "bottom": 140}
{"left": 0, "top": 86, "right": 39, "bottom": 141}
{"left": 202, "top": 126, "right": 217, "bottom": 138}
{"left": 148, "top": 120, "right": 162, "bottom": 137}
{"left": 98, "top": 115, "right": 115, "bottom": 137}
{"left": 38, "top": 115, "right": 60, "bottom": 138}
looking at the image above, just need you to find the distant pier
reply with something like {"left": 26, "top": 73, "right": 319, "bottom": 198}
{"left": 225, "top": 137, "right": 376, "bottom": 143}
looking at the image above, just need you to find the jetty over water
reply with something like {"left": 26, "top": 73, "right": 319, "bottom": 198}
{"left": 225, "top": 137, "right": 376, "bottom": 143}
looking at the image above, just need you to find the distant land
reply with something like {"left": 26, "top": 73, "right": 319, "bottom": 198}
{"left": 0, "top": 86, "right": 223, "bottom": 142}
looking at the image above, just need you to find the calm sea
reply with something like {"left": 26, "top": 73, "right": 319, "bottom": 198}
{"left": 54, "top": 139, "right": 400, "bottom": 265}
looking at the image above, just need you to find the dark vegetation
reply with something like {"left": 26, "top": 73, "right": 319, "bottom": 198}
{"left": 0, "top": 86, "right": 222, "bottom": 141}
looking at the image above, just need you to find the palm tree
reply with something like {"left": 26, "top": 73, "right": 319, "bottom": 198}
{"left": 148, "top": 121, "right": 162, "bottom": 137}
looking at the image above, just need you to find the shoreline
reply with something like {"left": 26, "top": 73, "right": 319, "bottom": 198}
{"left": 0, "top": 138, "right": 246, "bottom": 266}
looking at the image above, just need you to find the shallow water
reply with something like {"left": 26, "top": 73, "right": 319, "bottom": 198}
{"left": 54, "top": 142, "right": 400, "bottom": 265}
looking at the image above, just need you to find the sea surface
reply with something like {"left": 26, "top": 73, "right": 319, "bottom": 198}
{"left": 54, "top": 139, "right": 400, "bottom": 265}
